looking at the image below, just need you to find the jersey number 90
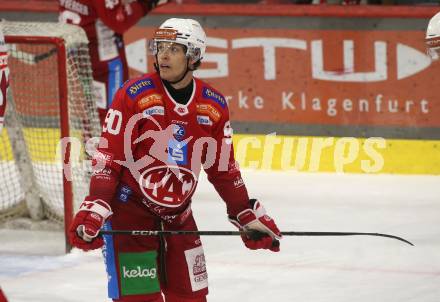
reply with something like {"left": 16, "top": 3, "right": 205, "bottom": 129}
{"left": 103, "top": 109, "right": 122, "bottom": 135}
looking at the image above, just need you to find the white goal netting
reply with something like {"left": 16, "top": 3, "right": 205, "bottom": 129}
{"left": 0, "top": 21, "right": 101, "bottom": 227}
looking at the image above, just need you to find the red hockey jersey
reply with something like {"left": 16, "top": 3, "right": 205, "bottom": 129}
{"left": 90, "top": 72, "right": 250, "bottom": 219}
{"left": 59, "top": 0, "right": 150, "bottom": 74}
{"left": 0, "top": 28, "right": 8, "bottom": 131}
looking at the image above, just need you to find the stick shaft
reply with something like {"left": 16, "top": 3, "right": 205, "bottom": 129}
{"left": 99, "top": 230, "right": 413, "bottom": 246}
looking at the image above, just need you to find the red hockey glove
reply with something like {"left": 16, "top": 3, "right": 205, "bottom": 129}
{"left": 229, "top": 199, "right": 282, "bottom": 252}
{"left": 0, "top": 287, "right": 8, "bottom": 302}
{"left": 68, "top": 199, "right": 112, "bottom": 251}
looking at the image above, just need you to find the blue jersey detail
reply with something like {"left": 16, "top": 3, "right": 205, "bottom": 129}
{"left": 102, "top": 222, "right": 120, "bottom": 299}
{"left": 118, "top": 185, "right": 132, "bottom": 203}
{"left": 202, "top": 87, "right": 227, "bottom": 108}
{"left": 126, "top": 78, "right": 155, "bottom": 100}
{"left": 168, "top": 139, "right": 188, "bottom": 165}
{"left": 107, "top": 58, "right": 124, "bottom": 107}
{"left": 172, "top": 124, "right": 185, "bottom": 141}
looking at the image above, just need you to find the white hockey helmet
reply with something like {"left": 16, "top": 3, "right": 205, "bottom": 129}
{"left": 426, "top": 11, "right": 440, "bottom": 60}
{"left": 152, "top": 18, "right": 207, "bottom": 62}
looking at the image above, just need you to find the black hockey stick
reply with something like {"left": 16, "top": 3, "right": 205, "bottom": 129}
{"left": 99, "top": 229, "right": 414, "bottom": 246}
{"left": 8, "top": 44, "right": 58, "bottom": 65}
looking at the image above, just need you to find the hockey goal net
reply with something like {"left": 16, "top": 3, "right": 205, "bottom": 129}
{"left": 0, "top": 21, "right": 101, "bottom": 247}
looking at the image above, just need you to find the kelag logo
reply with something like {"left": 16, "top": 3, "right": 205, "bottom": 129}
{"left": 122, "top": 266, "right": 157, "bottom": 279}
{"left": 118, "top": 251, "right": 160, "bottom": 296}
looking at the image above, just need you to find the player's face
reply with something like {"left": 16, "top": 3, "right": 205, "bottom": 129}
{"left": 156, "top": 42, "right": 188, "bottom": 81}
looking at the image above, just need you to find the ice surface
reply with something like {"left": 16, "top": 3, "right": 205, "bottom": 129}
{"left": 1, "top": 170, "right": 439, "bottom": 302}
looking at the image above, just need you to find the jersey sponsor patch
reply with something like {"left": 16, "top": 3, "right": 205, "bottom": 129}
{"left": 92, "top": 167, "right": 112, "bottom": 178}
{"left": 141, "top": 198, "right": 193, "bottom": 225}
{"left": 202, "top": 87, "right": 227, "bottom": 108}
{"left": 233, "top": 176, "right": 244, "bottom": 188}
{"left": 168, "top": 139, "right": 188, "bottom": 165}
{"left": 184, "top": 246, "right": 208, "bottom": 292}
{"left": 137, "top": 93, "right": 163, "bottom": 110}
{"left": 171, "top": 119, "right": 188, "bottom": 126}
{"left": 127, "top": 78, "right": 155, "bottom": 99}
{"left": 196, "top": 104, "right": 221, "bottom": 123}
{"left": 118, "top": 251, "right": 160, "bottom": 296}
{"left": 174, "top": 104, "right": 189, "bottom": 116}
{"left": 143, "top": 106, "right": 165, "bottom": 117}
{"left": 118, "top": 185, "right": 132, "bottom": 203}
{"left": 196, "top": 115, "right": 213, "bottom": 126}
{"left": 92, "top": 150, "right": 114, "bottom": 170}
{"left": 172, "top": 124, "right": 186, "bottom": 141}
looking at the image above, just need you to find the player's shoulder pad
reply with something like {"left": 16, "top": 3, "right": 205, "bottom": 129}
{"left": 125, "top": 73, "right": 158, "bottom": 100}
{"left": 200, "top": 82, "right": 228, "bottom": 109}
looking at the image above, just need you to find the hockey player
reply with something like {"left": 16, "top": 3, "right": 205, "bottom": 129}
{"left": 59, "top": 0, "right": 169, "bottom": 125}
{"left": 68, "top": 18, "right": 282, "bottom": 302}
{"left": 0, "top": 287, "right": 8, "bottom": 302}
{"left": 426, "top": 11, "right": 440, "bottom": 60}
{"left": 0, "top": 23, "right": 8, "bottom": 133}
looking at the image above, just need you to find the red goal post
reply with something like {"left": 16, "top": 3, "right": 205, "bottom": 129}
{"left": 1, "top": 21, "right": 101, "bottom": 252}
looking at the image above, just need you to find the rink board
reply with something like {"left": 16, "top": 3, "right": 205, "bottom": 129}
{"left": 233, "top": 134, "right": 440, "bottom": 175}
{"left": 0, "top": 128, "right": 439, "bottom": 174}
{"left": 0, "top": 128, "right": 83, "bottom": 162}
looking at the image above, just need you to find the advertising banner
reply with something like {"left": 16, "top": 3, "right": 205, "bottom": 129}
{"left": 124, "top": 25, "right": 440, "bottom": 174}
{"left": 125, "top": 27, "right": 438, "bottom": 128}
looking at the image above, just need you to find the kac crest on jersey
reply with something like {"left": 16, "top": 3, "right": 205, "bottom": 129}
{"left": 139, "top": 165, "right": 197, "bottom": 208}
